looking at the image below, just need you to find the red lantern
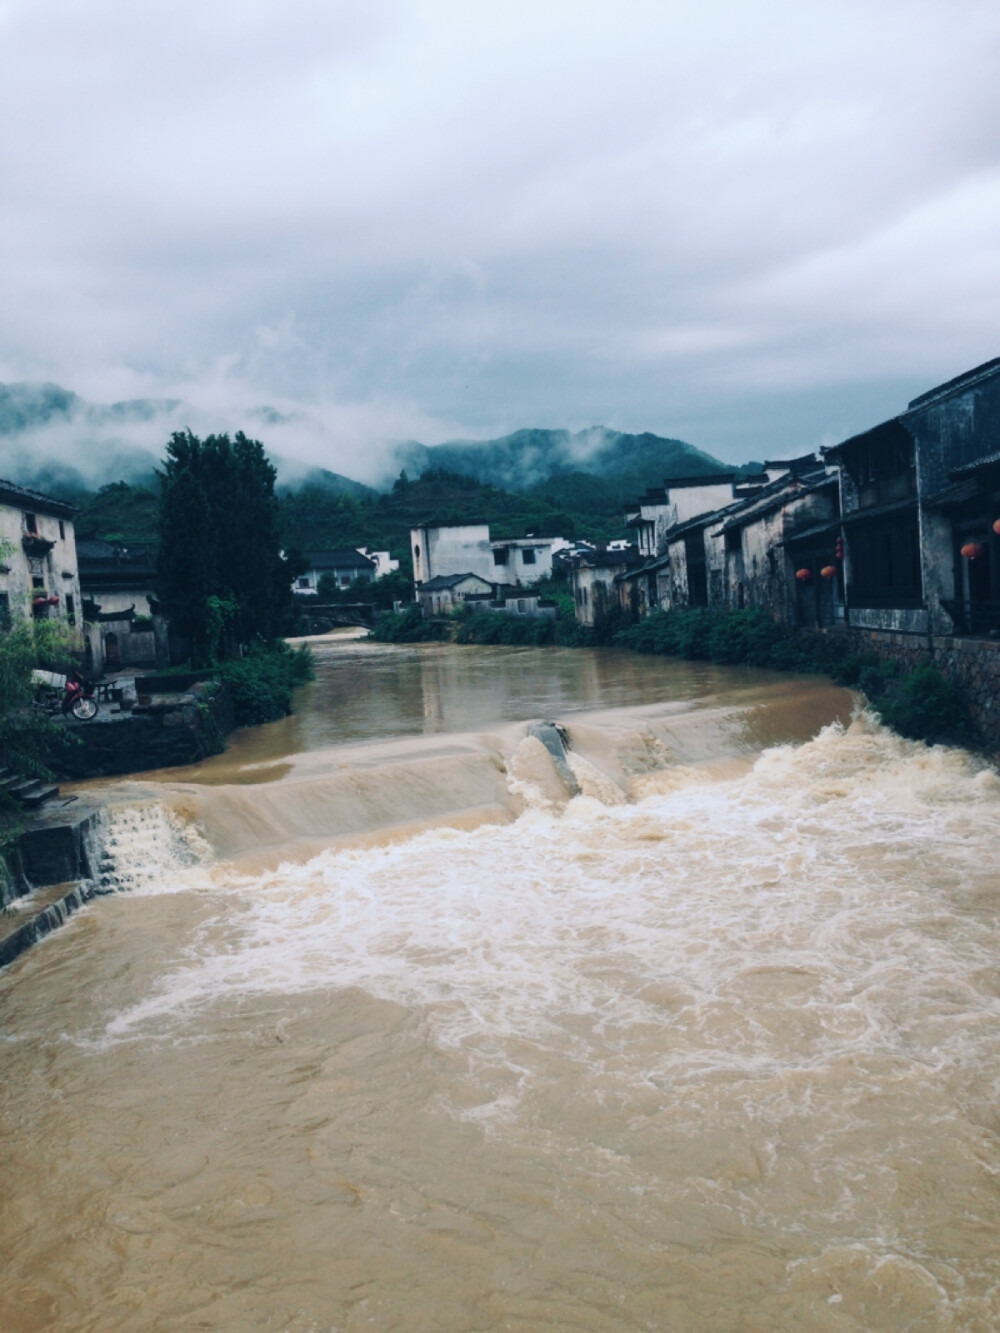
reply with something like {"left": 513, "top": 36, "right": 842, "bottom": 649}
{"left": 993, "top": 518, "right": 1000, "bottom": 536}
{"left": 47, "top": 595, "right": 59, "bottom": 605}
{"left": 834, "top": 536, "right": 844, "bottom": 561}
{"left": 961, "top": 542, "right": 986, "bottom": 560}
{"left": 820, "top": 565, "right": 837, "bottom": 579}
{"left": 32, "top": 596, "right": 47, "bottom": 606}
{"left": 795, "top": 567, "right": 812, "bottom": 582}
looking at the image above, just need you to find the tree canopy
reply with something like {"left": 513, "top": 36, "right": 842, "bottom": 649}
{"left": 156, "top": 431, "right": 292, "bottom": 664}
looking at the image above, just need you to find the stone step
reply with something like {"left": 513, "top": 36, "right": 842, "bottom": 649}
{"left": 2, "top": 774, "right": 62, "bottom": 808}
{"left": 19, "top": 784, "right": 61, "bottom": 809}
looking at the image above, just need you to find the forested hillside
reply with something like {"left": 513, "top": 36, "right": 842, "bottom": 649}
{"left": 53, "top": 466, "right": 631, "bottom": 565}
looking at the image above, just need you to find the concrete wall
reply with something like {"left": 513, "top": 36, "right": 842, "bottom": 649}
{"left": 411, "top": 524, "right": 494, "bottom": 584}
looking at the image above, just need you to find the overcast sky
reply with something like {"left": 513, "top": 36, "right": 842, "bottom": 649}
{"left": 2, "top": 0, "right": 999, "bottom": 478}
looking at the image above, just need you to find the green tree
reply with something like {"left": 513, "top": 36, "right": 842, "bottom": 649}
{"left": 156, "top": 431, "right": 292, "bottom": 665}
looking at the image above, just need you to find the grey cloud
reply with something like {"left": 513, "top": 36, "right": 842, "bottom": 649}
{"left": 1, "top": 0, "right": 999, "bottom": 472}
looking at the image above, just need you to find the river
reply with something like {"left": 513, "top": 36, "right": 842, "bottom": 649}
{"left": 3, "top": 634, "right": 1000, "bottom": 1332}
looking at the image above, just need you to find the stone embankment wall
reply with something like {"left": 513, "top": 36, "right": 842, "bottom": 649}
{"left": 50, "top": 681, "right": 235, "bottom": 779}
{"left": 841, "top": 628, "right": 1000, "bottom": 749}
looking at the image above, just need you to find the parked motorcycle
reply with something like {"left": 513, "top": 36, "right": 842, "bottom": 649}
{"left": 62, "top": 672, "right": 99, "bottom": 721}
{"left": 31, "top": 670, "right": 100, "bottom": 721}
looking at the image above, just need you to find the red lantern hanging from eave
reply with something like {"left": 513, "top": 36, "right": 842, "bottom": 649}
{"left": 993, "top": 518, "right": 1000, "bottom": 536}
{"left": 961, "top": 542, "right": 987, "bottom": 560}
{"left": 820, "top": 565, "right": 837, "bottom": 579}
{"left": 47, "top": 595, "right": 59, "bottom": 605}
{"left": 795, "top": 567, "right": 812, "bottom": 582}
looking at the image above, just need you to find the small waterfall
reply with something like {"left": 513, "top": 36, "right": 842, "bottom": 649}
{"left": 83, "top": 802, "right": 210, "bottom": 895}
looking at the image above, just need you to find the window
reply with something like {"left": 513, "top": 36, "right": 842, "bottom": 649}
{"left": 25, "top": 512, "right": 37, "bottom": 534}
{"left": 522, "top": 548, "right": 536, "bottom": 565}
{"left": 725, "top": 528, "right": 741, "bottom": 554}
{"left": 413, "top": 544, "right": 420, "bottom": 561}
{"left": 65, "top": 594, "right": 75, "bottom": 626}
{"left": 59, "top": 520, "right": 65, "bottom": 540}
{"left": 297, "top": 576, "right": 310, "bottom": 588}
{"left": 493, "top": 548, "right": 508, "bottom": 566}
{"left": 32, "top": 575, "right": 44, "bottom": 589}
{"left": 0, "top": 593, "right": 9, "bottom": 629}
{"left": 848, "top": 518, "right": 922, "bottom": 606}
{"left": 843, "top": 425, "right": 916, "bottom": 509}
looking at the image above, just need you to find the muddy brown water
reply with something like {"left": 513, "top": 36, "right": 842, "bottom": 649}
{"left": 3, "top": 633, "right": 1000, "bottom": 1331}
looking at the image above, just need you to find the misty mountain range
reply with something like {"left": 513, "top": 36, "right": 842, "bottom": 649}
{"left": 0, "top": 380, "right": 741, "bottom": 508}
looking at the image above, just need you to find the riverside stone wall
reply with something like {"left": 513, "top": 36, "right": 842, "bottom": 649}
{"left": 840, "top": 628, "right": 1000, "bottom": 750}
{"left": 49, "top": 681, "right": 235, "bottom": 779}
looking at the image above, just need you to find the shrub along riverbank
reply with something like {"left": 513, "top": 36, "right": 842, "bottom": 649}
{"left": 370, "top": 603, "right": 976, "bottom": 751}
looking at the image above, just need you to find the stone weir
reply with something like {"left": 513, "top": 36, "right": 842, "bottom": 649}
{"left": 1, "top": 795, "right": 110, "bottom": 970}
{"left": 1, "top": 679, "right": 235, "bottom": 970}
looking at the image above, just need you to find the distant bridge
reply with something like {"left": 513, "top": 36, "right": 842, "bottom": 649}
{"left": 296, "top": 601, "right": 378, "bottom": 632}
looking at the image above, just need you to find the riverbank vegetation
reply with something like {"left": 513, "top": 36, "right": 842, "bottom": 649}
{"left": 0, "top": 619, "right": 82, "bottom": 854}
{"left": 615, "top": 607, "right": 973, "bottom": 746}
{"left": 214, "top": 641, "right": 315, "bottom": 726}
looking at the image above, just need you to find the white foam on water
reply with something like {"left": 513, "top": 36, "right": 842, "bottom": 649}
{"left": 86, "top": 800, "right": 214, "bottom": 896}
{"left": 101, "top": 715, "right": 1000, "bottom": 1100}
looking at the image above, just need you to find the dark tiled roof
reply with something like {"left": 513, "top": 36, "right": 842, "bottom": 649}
{"left": 305, "top": 549, "right": 377, "bottom": 571}
{"left": 0, "top": 477, "right": 77, "bottom": 517}
{"left": 823, "top": 416, "right": 912, "bottom": 458}
{"left": 907, "top": 355, "right": 1000, "bottom": 410}
{"left": 763, "top": 453, "right": 821, "bottom": 471}
{"left": 418, "top": 572, "right": 493, "bottom": 591}
{"left": 839, "top": 497, "right": 917, "bottom": 526}
{"left": 778, "top": 517, "right": 843, "bottom": 547}
{"left": 713, "top": 468, "right": 835, "bottom": 533}
{"left": 663, "top": 473, "right": 736, "bottom": 488}
{"left": 950, "top": 448, "right": 1000, "bottom": 477}
{"left": 922, "top": 478, "right": 983, "bottom": 508}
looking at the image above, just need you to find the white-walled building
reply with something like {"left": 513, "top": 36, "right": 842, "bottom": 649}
{"left": 356, "top": 547, "right": 400, "bottom": 579}
{"left": 625, "top": 474, "right": 738, "bottom": 560}
{"left": 411, "top": 521, "right": 555, "bottom": 590}
{"left": 411, "top": 522, "right": 495, "bottom": 585}
{"left": 0, "top": 479, "right": 82, "bottom": 635}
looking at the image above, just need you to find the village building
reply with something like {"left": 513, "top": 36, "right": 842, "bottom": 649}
{"left": 356, "top": 548, "right": 400, "bottom": 579}
{"left": 410, "top": 520, "right": 557, "bottom": 590}
{"left": 711, "top": 457, "right": 843, "bottom": 628}
{"left": 489, "top": 536, "right": 555, "bottom": 584}
{"left": 411, "top": 522, "right": 495, "bottom": 586}
{"left": 76, "top": 539, "right": 167, "bottom": 672}
{"left": 624, "top": 474, "right": 738, "bottom": 562}
{"left": 415, "top": 572, "right": 495, "bottom": 616}
{"left": 570, "top": 548, "right": 637, "bottom": 627}
{"left": 295, "top": 548, "right": 377, "bottom": 595}
{"left": 0, "top": 479, "right": 82, "bottom": 635}
{"left": 824, "top": 356, "right": 1000, "bottom": 639}
{"left": 619, "top": 474, "right": 754, "bottom": 617}
{"left": 410, "top": 521, "right": 558, "bottom": 618}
